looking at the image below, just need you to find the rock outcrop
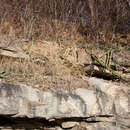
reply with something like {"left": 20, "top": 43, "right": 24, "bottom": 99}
{"left": 0, "top": 77, "right": 129, "bottom": 129}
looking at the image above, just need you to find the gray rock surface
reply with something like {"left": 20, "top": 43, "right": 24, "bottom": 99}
{"left": 0, "top": 77, "right": 130, "bottom": 129}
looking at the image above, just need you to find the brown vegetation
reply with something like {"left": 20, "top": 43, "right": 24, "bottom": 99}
{"left": 0, "top": 0, "right": 129, "bottom": 43}
{"left": 0, "top": 0, "right": 129, "bottom": 90}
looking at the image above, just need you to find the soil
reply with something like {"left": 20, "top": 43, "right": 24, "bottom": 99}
{"left": 0, "top": 34, "right": 130, "bottom": 92}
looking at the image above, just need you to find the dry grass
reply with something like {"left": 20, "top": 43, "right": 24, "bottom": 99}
{"left": 0, "top": 0, "right": 86, "bottom": 43}
{"left": 0, "top": 0, "right": 129, "bottom": 43}
{"left": 0, "top": 0, "right": 129, "bottom": 91}
{"left": 0, "top": 34, "right": 130, "bottom": 91}
{"left": 0, "top": 40, "right": 87, "bottom": 91}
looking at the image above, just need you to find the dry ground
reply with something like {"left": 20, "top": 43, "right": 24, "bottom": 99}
{"left": 0, "top": 33, "right": 130, "bottom": 92}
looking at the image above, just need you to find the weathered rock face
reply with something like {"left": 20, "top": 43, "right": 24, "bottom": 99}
{"left": 0, "top": 77, "right": 130, "bottom": 129}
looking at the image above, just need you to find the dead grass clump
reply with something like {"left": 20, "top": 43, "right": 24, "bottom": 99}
{"left": 0, "top": 56, "right": 61, "bottom": 89}
{"left": 83, "top": 0, "right": 130, "bottom": 45}
{"left": 0, "top": 0, "right": 129, "bottom": 44}
{"left": 0, "top": 0, "right": 86, "bottom": 43}
{"left": 0, "top": 0, "right": 129, "bottom": 91}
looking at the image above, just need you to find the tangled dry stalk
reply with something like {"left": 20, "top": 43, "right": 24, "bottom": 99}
{"left": 0, "top": 0, "right": 129, "bottom": 91}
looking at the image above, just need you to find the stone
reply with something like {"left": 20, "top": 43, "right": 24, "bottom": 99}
{"left": 0, "top": 48, "right": 29, "bottom": 59}
{"left": 61, "top": 121, "right": 79, "bottom": 129}
{"left": 75, "top": 88, "right": 99, "bottom": 115}
{"left": 0, "top": 77, "right": 129, "bottom": 129}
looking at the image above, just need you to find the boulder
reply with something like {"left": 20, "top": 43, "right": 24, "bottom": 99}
{"left": 0, "top": 77, "right": 129, "bottom": 129}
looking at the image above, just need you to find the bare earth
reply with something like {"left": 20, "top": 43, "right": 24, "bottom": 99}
{"left": 0, "top": 34, "right": 130, "bottom": 92}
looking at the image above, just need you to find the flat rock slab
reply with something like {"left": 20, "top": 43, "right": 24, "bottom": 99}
{"left": 0, "top": 77, "right": 130, "bottom": 129}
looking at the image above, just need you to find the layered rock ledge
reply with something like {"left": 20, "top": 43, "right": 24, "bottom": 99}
{"left": 0, "top": 77, "right": 130, "bottom": 130}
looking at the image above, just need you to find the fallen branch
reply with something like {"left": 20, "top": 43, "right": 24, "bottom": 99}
{"left": 85, "top": 49, "right": 129, "bottom": 82}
